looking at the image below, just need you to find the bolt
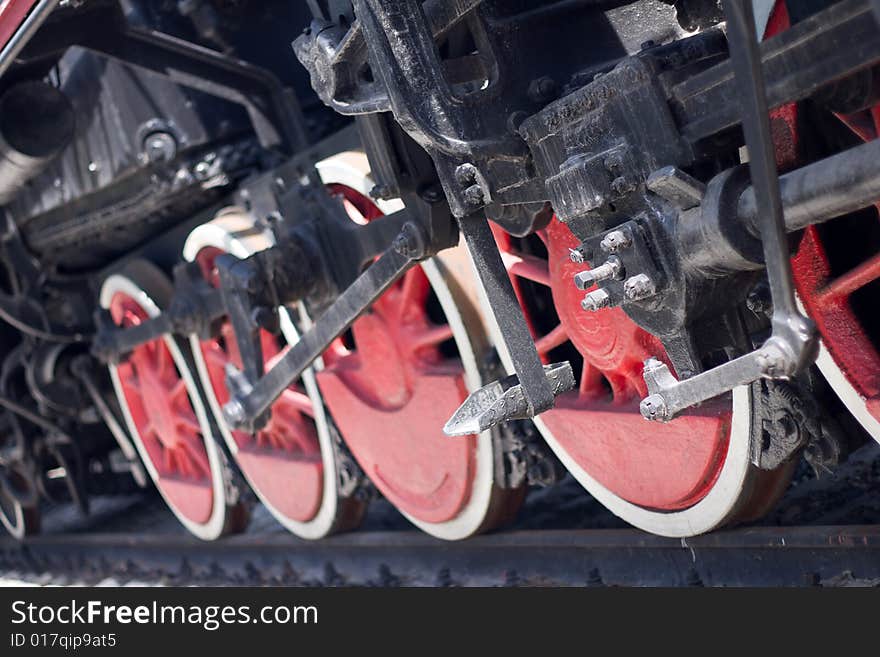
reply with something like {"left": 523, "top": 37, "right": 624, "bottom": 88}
{"left": 420, "top": 185, "right": 444, "bottom": 204}
{"left": 574, "top": 256, "right": 622, "bottom": 290}
{"left": 142, "top": 132, "right": 177, "bottom": 164}
{"left": 463, "top": 184, "right": 485, "bottom": 208}
{"left": 454, "top": 163, "right": 478, "bottom": 187}
{"left": 746, "top": 283, "right": 772, "bottom": 317}
{"left": 569, "top": 246, "right": 589, "bottom": 264}
{"left": 392, "top": 222, "right": 427, "bottom": 259}
{"left": 528, "top": 76, "right": 559, "bottom": 103}
{"left": 640, "top": 394, "right": 668, "bottom": 422}
{"left": 610, "top": 176, "right": 635, "bottom": 197}
{"left": 604, "top": 153, "right": 624, "bottom": 173}
{"left": 370, "top": 183, "right": 393, "bottom": 200}
{"left": 581, "top": 288, "right": 611, "bottom": 311}
{"left": 600, "top": 230, "right": 632, "bottom": 253}
{"left": 757, "top": 349, "right": 786, "bottom": 377}
{"left": 223, "top": 398, "right": 246, "bottom": 427}
{"left": 624, "top": 274, "right": 657, "bottom": 301}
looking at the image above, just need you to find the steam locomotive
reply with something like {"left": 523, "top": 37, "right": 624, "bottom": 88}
{"left": 0, "top": 0, "right": 877, "bottom": 542}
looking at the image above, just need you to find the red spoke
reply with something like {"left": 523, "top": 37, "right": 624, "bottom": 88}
{"left": 204, "top": 345, "right": 228, "bottom": 368}
{"left": 410, "top": 324, "right": 455, "bottom": 350}
{"left": 176, "top": 410, "right": 202, "bottom": 435}
{"left": 501, "top": 250, "right": 550, "bottom": 287}
{"left": 180, "top": 437, "right": 211, "bottom": 478}
{"left": 154, "top": 341, "right": 168, "bottom": 377}
{"left": 535, "top": 323, "right": 568, "bottom": 358}
{"left": 397, "top": 269, "right": 427, "bottom": 315}
{"left": 162, "top": 447, "right": 175, "bottom": 474}
{"left": 579, "top": 361, "right": 606, "bottom": 399}
{"left": 277, "top": 389, "right": 314, "bottom": 417}
{"left": 817, "top": 252, "right": 880, "bottom": 305}
{"left": 168, "top": 378, "right": 188, "bottom": 402}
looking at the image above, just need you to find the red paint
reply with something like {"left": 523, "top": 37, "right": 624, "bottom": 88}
{"left": 496, "top": 221, "right": 732, "bottom": 510}
{"left": 0, "top": 0, "right": 38, "bottom": 54}
{"left": 110, "top": 292, "right": 214, "bottom": 524}
{"left": 317, "top": 186, "right": 477, "bottom": 524}
{"left": 195, "top": 248, "right": 323, "bottom": 523}
{"left": 767, "top": 0, "right": 880, "bottom": 419}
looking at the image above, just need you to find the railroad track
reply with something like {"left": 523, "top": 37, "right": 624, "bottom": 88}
{"left": 2, "top": 443, "right": 879, "bottom": 587}
{"left": 3, "top": 522, "right": 880, "bottom": 587}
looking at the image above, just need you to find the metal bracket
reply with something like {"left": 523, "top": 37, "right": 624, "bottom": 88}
{"left": 639, "top": 0, "right": 817, "bottom": 422}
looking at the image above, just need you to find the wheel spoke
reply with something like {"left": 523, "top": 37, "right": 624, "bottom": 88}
{"left": 168, "top": 378, "right": 188, "bottom": 402}
{"left": 410, "top": 324, "right": 455, "bottom": 351}
{"left": 817, "top": 252, "right": 880, "bottom": 305}
{"left": 180, "top": 437, "right": 211, "bottom": 478}
{"left": 154, "top": 341, "right": 168, "bottom": 377}
{"left": 204, "top": 344, "right": 229, "bottom": 368}
{"left": 579, "top": 361, "right": 607, "bottom": 399}
{"left": 162, "top": 446, "right": 175, "bottom": 474}
{"left": 176, "top": 410, "right": 202, "bottom": 435}
{"left": 535, "top": 323, "right": 568, "bottom": 358}
{"left": 277, "top": 389, "right": 314, "bottom": 416}
{"left": 501, "top": 250, "right": 550, "bottom": 287}
{"left": 398, "top": 269, "right": 427, "bottom": 314}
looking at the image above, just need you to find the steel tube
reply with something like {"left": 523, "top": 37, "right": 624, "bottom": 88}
{"left": 738, "top": 137, "right": 880, "bottom": 235}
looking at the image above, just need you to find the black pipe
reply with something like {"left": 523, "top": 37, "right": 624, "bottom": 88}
{"left": 738, "top": 137, "right": 880, "bottom": 236}
{"left": 0, "top": 81, "right": 74, "bottom": 205}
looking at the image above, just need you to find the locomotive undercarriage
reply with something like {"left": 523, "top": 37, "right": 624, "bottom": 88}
{"left": 0, "top": 0, "right": 878, "bottom": 541}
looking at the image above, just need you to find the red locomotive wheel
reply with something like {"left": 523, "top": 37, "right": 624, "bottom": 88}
{"left": 101, "top": 260, "right": 248, "bottom": 540}
{"left": 314, "top": 153, "right": 523, "bottom": 540}
{"left": 184, "top": 211, "right": 365, "bottom": 539}
{"left": 762, "top": 0, "right": 880, "bottom": 445}
{"left": 491, "top": 223, "right": 791, "bottom": 536}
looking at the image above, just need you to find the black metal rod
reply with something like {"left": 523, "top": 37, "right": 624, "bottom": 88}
{"left": 458, "top": 212, "right": 555, "bottom": 416}
{"left": 223, "top": 237, "right": 419, "bottom": 431}
{"left": 738, "top": 137, "right": 880, "bottom": 235}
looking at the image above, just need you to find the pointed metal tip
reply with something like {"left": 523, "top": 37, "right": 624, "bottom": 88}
{"left": 443, "top": 362, "right": 575, "bottom": 436}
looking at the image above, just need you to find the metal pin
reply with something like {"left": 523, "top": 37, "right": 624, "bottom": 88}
{"left": 623, "top": 274, "right": 657, "bottom": 301}
{"left": 600, "top": 230, "right": 632, "bottom": 253}
{"left": 573, "top": 256, "right": 622, "bottom": 290}
{"left": 581, "top": 288, "right": 611, "bottom": 311}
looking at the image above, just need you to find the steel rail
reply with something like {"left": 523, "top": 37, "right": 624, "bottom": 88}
{"left": 2, "top": 524, "right": 879, "bottom": 587}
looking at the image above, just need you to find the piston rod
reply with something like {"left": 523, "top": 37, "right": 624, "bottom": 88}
{"left": 738, "top": 137, "right": 880, "bottom": 235}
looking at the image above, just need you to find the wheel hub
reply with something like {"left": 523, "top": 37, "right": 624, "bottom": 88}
{"left": 497, "top": 221, "right": 733, "bottom": 511}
